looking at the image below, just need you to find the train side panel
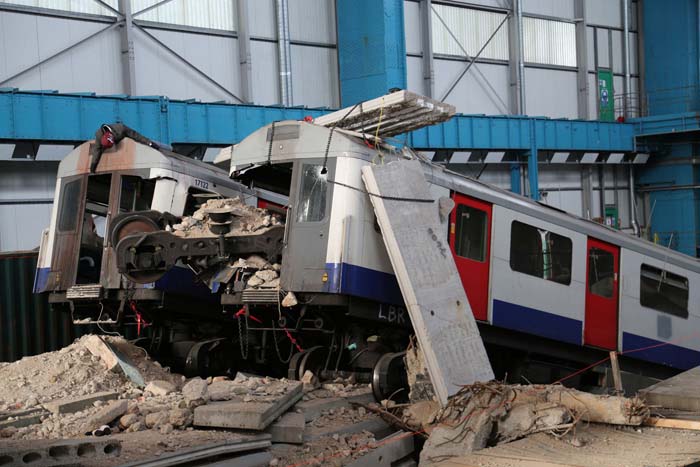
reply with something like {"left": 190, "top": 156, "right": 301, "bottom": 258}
{"left": 489, "top": 204, "right": 587, "bottom": 346}
{"left": 618, "top": 248, "right": 700, "bottom": 369}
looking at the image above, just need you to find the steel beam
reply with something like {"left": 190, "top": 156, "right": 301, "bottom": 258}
{"left": 235, "top": 0, "right": 254, "bottom": 103}
{"left": 118, "top": 0, "right": 137, "bottom": 95}
{"left": 574, "top": 0, "right": 589, "bottom": 119}
{"left": 419, "top": 0, "right": 435, "bottom": 97}
{"left": 0, "top": 90, "right": 638, "bottom": 153}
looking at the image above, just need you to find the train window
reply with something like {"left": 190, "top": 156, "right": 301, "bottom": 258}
{"left": 588, "top": 248, "right": 614, "bottom": 298}
{"left": 509, "top": 221, "right": 572, "bottom": 285}
{"left": 455, "top": 205, "right": 487, "bottom": 262}
{"left": 640, "top": 264, "right": 689, "bottom": 318}
{"left": 120, "top": 176, "right": 156, "bottom": 212}
{"left": 296, "top": 164, "right": 327, "bottom": 223}
{"left": 57, "top": 179, "right": 81, "bottom": 232}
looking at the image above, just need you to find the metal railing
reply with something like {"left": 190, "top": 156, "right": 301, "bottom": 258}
{"left": 615, "top": 85, "right": 700, "bottom": 119}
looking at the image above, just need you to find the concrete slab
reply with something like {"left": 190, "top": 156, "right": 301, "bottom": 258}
{"left": 362, "top": 160, "right": 493, "bottom": 405}
{"left": 0, "top": 437, "right": 121, "bottom": 467}
{"left": 81, "top": 399, "right": 128, "bottom": 433}
{"left": 82, "top": 335, "right": 120, "bottom": 372}
{"left": 346, "top": 432, "right": 414, "bottom": 467}
{"left": 266, "top": 412, "right": 305, "bottom": 444}
{"left": 304, "top": 416, "right": 392, "bottom": 442}
{"left": 295, "top": 397, "right": 349, "bottom": 422}
{"left": 640, "top": 366, "right": 700, "bottom": 411}
{"left": 0, "top": 412, "right": 44, "bottom": 430}
{"left": 194, "top": 382, "right": 303, "bottom": 431}
{"left": 44, "top": 391, "right": 119, "bottom": 415}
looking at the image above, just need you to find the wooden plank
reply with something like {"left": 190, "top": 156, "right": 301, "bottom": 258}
{"left": 609, "top": 351, "right": 623, "bottom": 393}
{"left": 645, "top": 416, "right": 700, "bottom": 430}
{"left": 361, "top": 160, "right": 493, "bottom": 406}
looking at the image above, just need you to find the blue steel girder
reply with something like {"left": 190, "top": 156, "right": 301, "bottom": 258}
{"left": 631, "top": 112, "right": 700, "bottom": 139}
{"left": 0, "top": 89, "right": 637, "bottom": 152}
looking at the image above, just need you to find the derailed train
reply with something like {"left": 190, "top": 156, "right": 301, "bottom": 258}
{"left": 35, "top": 118, "right": 700, "bottom": 390}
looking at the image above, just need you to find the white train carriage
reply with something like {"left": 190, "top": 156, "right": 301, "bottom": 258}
{"left": 33, "top": 136, "right": 264, "bottom": 308}
{"left": 230, "top": 119, "right": 700, "bottom": 373}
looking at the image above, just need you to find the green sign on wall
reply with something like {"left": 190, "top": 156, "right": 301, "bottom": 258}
{"left": 598, "top": 69, "right": 614, "bottom": 121}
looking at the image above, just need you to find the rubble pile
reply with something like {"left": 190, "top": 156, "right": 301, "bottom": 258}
{"left": 171, "top": 197, "right": 282, "bottom": 237}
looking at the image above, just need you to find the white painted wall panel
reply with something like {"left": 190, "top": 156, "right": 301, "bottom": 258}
{"left": 432, "top": 4, "right": 509, "bottom": 61}
{"left": 523, "top": 0, "right": 574, "bottom": 19}
{"left": 0, "top": 11, "right": 123, "bottom": 94}
{"left": 0, "top": 0, "right": 117, "bottom": 16}
{"left": 523, "top": 16, "right": 576, "bottom": 67}
{"left": 288, "top": 0, "right": 336, "bottom": 44}
{"left": 524, "top": 67, "right": 578, "bottom": 118}
{"left": 434, "top": 59, "right": 510, "bottom": 114}
{"left": 290, "top": 45, "right": 338, "bottom": 108}
{"left": 629, "top": 32, "right": 639, "bottom": 74}
{"left": 404, "top": 0, "right": 421, "bottom": 55}
{"left": 596, "top": 28, "right": 610, "bottom": 68}
{"left": 587, "top": 0, "right": 622, "bottom": 28}
{"left": 134, "top": 0, "right": 236, "bottom": 31}
{"left": 248, "top": 0, "right": 276, "bottom": 39}
{"left": 611, "top": 29, "right": 623, "bottom": 74}
{"left": 586, "top": 26, "right": 595, "bottom": 71}
{"left": 135, "top": 27, "right": 241, "bottom": 102}
{"left": 406, "top": 55, "right": 425, "bottom": 95}
{"left": 0, "top": 204, "right": 53, "bottom": 250}
{"left": 250, "top": 40, "right": 279, "bottom": 105}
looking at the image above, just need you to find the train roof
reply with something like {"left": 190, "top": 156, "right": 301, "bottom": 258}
{"left": 233, "top": 120, "right": 700, "bottom": 274}
{"left": 57, "top": 138, "right": 237, "bottom": 186}
{"left": 422, "top": 161, "right": 700, "bottom": 274}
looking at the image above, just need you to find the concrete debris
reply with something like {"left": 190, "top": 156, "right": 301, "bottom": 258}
{"left": 266, "top": 412, "right": 305, "bottom": 444}
{"left": 181, "top": 377, "right": 208, "bottom": 405}
{"left": 282, "top": 291, "right": 298, "bottom": 307}
{"left": 145, "top": 380, "right": 177, "bottom": 397}
{"left": 82, "top": 400, "right": 128, "bottom": 434}
{"left": 82, "top": 335, "right": 120, "bottom": 372}
{"left": 44, "top": 391, "right": 119, "bottom": 415}
{"left": 0, "top": 437, "right": 121, "bottom": 467}
{"left": 173, "top": 197, "right": 282, "bottom": 238}
{"left": 405, "top": 341, "right": 435, "bottom": 403}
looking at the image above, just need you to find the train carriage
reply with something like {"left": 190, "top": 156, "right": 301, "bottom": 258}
{"left": 35, "top": 119, "right": 700, "bottom": 387}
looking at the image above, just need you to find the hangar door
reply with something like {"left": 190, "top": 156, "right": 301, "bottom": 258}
{"left": 584, "top": 238, "right": 620, "bottom": 350}
{"left": 450, "top": 193, "right": 492, "bottom": 321}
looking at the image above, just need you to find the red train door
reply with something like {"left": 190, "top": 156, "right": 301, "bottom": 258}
{"left": 584, "top": 238, "right": 620, "bottom": 349}
{"left": 449, "top": 193, "right": 492, "bottom": 321}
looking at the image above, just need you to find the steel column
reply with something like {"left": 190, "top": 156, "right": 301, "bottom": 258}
{"left": 235, "top": 0, "right": 254, "bottom": 103}
{"left": 118, "top": 0, "right": 137, "bottom": 95}
{"left": 574, "top": 0, "right": 589, "bottom": 119}
{"left": 527, "top": 120, "right": 538, "bottom": 200}
{"left": 510, "top": 163, "right": 521, "bottom": 194}
{"left": 419, "top": 0, "right": 435, "bottom": 97}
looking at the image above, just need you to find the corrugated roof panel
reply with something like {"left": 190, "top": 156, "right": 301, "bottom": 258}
{"left": 523, "top": 16, "right": 577, "bottom": 67}
{"left": 431, "top": 3, "right": 509, "bottom": 61}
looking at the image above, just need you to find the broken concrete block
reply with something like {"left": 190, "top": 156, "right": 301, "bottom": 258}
{"left": 194, "top": 382, "right": 302, "bottom": 430}
{"left": 255, "top": 269, "right": 278, "bottom": 282}
{"left": 295, "top": 397, "right": 349, "bottom": 422}
{"left": 208, "top": 380, "right": 248, "bottom": 401}
{"left": 300, "top": 370, "right": 319, "bottom": 392}
{"left": 119, "top": 413, "right": 140, "bottom": 429}
{"left": 145, "top": 380, "right": 176, "bottom": 396}
{"left": 304, "top": 416, "right": 393, "bottom": 442}
{"left": 266, "top": 412, "right": 305, "bottom": 444}
{"left": 145, "top": 411, "right": 169, "bottom": 429}
{"left": 0, "top": 438, "right": 121, "bottom": 467}
{"left": 81, "top": 335, "right": 120, "bottom": 371}
{"left": 82, "top": 400, "right": 128, "bottom": 433}
{"left": 0, "top": 413, "right": 44, "bottom": 430}
{"left": 346, "top": 431, "right": 415, "bottom": 467}
{"left": 168, "top": 408, "right": 193, "bottom": 428}
{"left": 44, "top": 391, "right": 118, "bottom": 415}
{"left": 182, "top": 377, "right": 208, "bottom": 403}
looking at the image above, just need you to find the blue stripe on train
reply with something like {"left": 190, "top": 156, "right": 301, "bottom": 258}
{"left": 324, "top": 262, "right": 403, "bottom": 305}
{"left": 33, "top": 267, "right": 50, "bottom": 293}
{"left": 622, "top": 332, "right": 700, "bottom": 370}
{"left": 154, "top": 266, "right": 218, "bottom": 302}
{"left": 492, "top": 299, "right": 582, "bottom": 345}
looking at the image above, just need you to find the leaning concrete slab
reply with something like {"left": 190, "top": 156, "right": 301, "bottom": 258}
{"left": 44, "top": 391, "right": 118, "bottom": 415}
{"left": 194, "top": 382, "right": 303, "bottom": 430}
{"left": 266, "top": 412, "right": 305, "bottom": 444}
{"left": 0, "top": 437, "right": 121, "bottom": 467}
{"left": 0, "top": 412, "right": 45, "bottom": 430}
{"left": 82, "top": 335, "right": 120, "bottom": 372}
{"left": 640, "top": 366, "right": 700, "bottom": 411}
{"left": 362, "top": 160, "right": 494, "bottom": 405}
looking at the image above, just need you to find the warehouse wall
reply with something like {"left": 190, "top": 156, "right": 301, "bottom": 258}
{"left": 404, "top": 0, "right": 641, "bottom": 119}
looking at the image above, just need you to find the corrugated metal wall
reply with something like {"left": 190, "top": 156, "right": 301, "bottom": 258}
{"left": 431, "top": 3, "right": 509, "bottom": 60}
{"left": 0, "top": 251, "right": 83, "bottom": 362}
{"left": 523, "top": 16, "right": 576, "bottom": 67}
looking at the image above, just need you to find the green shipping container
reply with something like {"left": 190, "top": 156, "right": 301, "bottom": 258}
{"left": 0, "top": 251, "right": 85, "bottom": 362}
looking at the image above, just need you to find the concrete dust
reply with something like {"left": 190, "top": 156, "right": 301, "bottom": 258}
{"left": 270, "top": 430, "right": 377, "bottom": 467}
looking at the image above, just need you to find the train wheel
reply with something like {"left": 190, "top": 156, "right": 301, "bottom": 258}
{"left": 372, "top": 352, "right": 409, "bottom": 403}
{"left": 287, "top": 346, "right": 325, "bottom": 380}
